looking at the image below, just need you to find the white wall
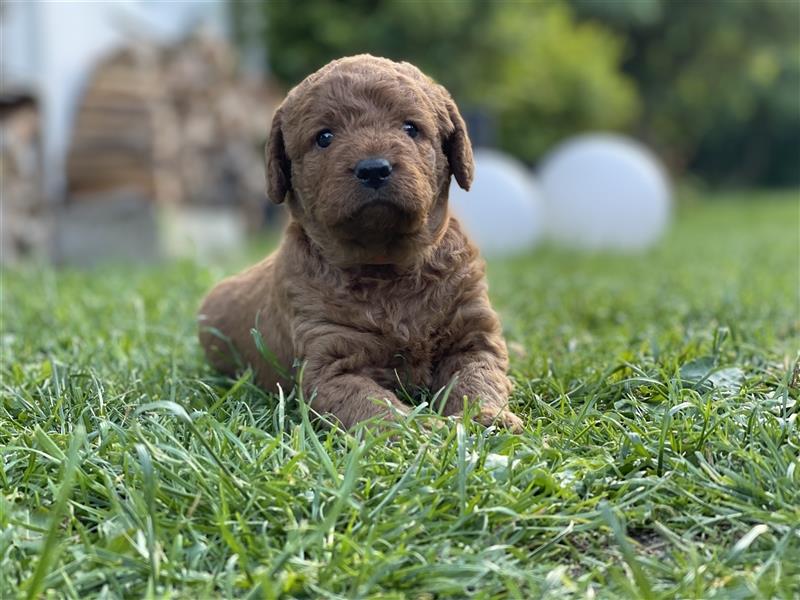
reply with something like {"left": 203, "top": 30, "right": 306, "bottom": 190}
{"left": 1, "top": 0, "right": 227, "bottom": 199}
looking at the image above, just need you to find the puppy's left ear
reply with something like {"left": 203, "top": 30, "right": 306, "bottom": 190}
{"left": 265, "top": 107, "right": 291, "bottom": 204}
{"left": 439, "top": 88, "right": 475, "bottom": 191}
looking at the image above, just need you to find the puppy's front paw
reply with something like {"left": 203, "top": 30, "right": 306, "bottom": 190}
{"left": 477, "top": 406, "right": 524, "bottom": 433}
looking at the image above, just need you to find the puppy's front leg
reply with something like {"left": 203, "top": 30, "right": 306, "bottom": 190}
{"left": 301, "top": 334, "right": 411, "bottom": 429}
{"left": 433, "top": 303, "right": 523, "bottom": 432}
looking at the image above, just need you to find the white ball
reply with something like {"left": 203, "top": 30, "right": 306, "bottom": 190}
{"left": 539, "top": 134, "right": 671, "bottom": 250}
{"left": 450, "top": 149, "right": 545, "bottom": 256}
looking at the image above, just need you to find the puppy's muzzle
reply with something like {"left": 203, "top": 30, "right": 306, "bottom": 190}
{"left": 355, "top": 158, "right": 392, "bottom": 189}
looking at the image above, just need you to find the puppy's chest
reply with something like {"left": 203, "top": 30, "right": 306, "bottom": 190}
{"left": 341, "top": 277, "right": 456, "bottom": 373}
{"left": 362, "top": 297, "right": 444, "bottom": 347}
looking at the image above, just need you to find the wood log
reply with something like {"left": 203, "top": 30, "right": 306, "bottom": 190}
{"left": 0, "top": 94, "right": 49, "bottom": 263}
{"left": 65, "top": 31, "right": 282, "bottom": 229}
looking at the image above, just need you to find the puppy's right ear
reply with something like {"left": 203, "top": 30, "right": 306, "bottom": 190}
{"left": 265, "top": 107, "right": 291, "bottom": 204}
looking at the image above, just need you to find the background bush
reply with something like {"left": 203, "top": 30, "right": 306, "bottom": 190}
{"left": 232, "top": 0, "right": 800, "bottom": 186}
{"left": 571, "top": 0, "right": 800, "bottom": 185}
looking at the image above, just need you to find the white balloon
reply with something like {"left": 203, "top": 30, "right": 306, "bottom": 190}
{"left": 539, "top": 134, "right": 671, "bottom": 250}
{"left": 450, "top": 149, "right": 545, "bottom": 256}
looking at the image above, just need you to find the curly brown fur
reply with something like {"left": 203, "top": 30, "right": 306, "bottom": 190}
{"left": 198, "top": 55, "right": 522, "bottom": 431}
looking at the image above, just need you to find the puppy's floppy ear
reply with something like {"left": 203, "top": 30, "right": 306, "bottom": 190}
{"left": 439, "top": 87, "right": 475, "bottom": 191}
{"left": 265, "top": 107, "right": 291, "bottom": 204}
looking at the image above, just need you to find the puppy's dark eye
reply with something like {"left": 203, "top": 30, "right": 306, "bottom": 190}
{"left": 316, "top": 129, "right": 334, "bottom": 148}
{"left": 402, "top": 122, "right": 419, "bottom": 139}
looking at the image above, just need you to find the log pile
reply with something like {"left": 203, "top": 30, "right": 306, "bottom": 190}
{"left": 66, "top": 32, "right": 282, "bottom": 228}
{"left": 0, "top": 94, "right": 48, "bottom": 263}
{"left": 66, "top": 44, "right": 165, "bottom": 200}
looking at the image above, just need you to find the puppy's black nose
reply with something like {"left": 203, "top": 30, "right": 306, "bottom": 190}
{"left": 355, "top": 158, "right": 392, "bottom": 189}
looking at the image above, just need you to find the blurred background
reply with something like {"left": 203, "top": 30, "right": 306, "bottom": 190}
{"left": 1, "top": 0, "right": 798, "bottom": 265}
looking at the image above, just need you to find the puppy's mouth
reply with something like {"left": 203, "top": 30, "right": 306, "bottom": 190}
{"left": 334, "top": 195, "right": 422, "bottom": 241}
{"left": 323, "top": 195, "right": 426, "bottom": 266}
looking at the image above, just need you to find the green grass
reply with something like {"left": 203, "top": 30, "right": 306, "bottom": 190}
{"left": 1, "top": 191, "right": 798, "bottom": 598}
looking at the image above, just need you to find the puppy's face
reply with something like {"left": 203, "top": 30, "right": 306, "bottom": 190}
{"left": 266, "top": 55, "right": 474, "bottom": 267}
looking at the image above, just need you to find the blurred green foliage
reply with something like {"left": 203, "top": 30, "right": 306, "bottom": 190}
{"left": 234, "top": 1, "right": 637, "bottom": 163}
{"left": 233, "top": 0, "right": 800, "bottom": 185}
{"left": 571, "top": 0, "right": 800, "bottom": 184}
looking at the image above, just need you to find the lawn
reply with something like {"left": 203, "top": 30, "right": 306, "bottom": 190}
{"left": 1, "top": 191, "right": 798, "bottom": 599}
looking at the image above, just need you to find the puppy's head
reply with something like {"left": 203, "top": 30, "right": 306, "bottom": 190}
{"left": 266, "top": 55, "right": 473, "bottom": 267}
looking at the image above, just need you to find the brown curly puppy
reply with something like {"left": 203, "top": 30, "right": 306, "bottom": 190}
{"left": 198, "top": 55, "right": 522, "bottom": 431}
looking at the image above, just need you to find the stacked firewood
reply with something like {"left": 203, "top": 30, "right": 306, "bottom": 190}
{"left": 66, "top": 44, "right": 165, "bottom": 200}
{"left": 0, "top": 94, "right": 48, "bottom": 262}
{"left": 66, "top": 32, "right": 281, "bottom": 227}
{"left": 161, "top": 33, "right": 279, "bottom": 221}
